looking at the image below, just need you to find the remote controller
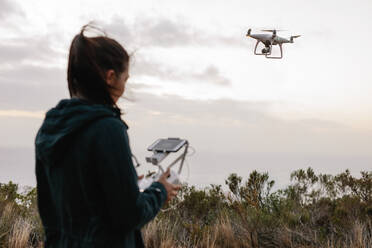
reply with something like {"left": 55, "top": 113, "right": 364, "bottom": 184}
{"left": 137, "top": 138, "right": 188, "bottom": 191}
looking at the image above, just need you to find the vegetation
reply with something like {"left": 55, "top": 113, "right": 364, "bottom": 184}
{"left": 0, "top": 181, "right": 42, "bottom": 248}
{"left": 1, "top": 168, "right": 371, "bottom": 247}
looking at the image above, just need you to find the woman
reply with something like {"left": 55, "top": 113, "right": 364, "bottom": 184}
{"left": 35, "top": 24, "right": 181, "bottom": 247}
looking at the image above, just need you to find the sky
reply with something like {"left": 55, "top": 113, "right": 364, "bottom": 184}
{"left": 0, "top": 0, "right": 371, "bottom": 189}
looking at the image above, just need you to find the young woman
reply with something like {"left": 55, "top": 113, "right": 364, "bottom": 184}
{"left": 35, "top": 24, "right": 181, "bottom": 247}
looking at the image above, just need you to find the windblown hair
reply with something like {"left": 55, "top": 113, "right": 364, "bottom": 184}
{"left": 67, "top": 24, "right": 129, "bottom": 109}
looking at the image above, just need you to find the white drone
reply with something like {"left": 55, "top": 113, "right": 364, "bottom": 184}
{"left": 246, "top": 29, "right": 301, "bottom": 59}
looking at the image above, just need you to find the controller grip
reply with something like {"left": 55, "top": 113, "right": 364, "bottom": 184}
{"left": 138, "top": 169, "right": 181, "bottom": 191}
{"left": 167, "top": 169, "right": 180, "bottom": 185}
{"left": 138, "top": 178, "right": 153, "bottom": 190}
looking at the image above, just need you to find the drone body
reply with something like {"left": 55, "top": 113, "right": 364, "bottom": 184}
{"left": 246, "top": 29, "right": 300, "bottom": 59}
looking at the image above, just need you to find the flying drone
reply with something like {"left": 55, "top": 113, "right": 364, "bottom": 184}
{"left": 246, "top": 29, "right": 301, "bottom": 59}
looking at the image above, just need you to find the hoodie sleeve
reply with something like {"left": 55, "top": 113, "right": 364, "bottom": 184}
{"left": 91, "top": 117, "right": 167, "bottom": 233}
{"left": 35, "top": 157, "right": 59, "bottom": 232}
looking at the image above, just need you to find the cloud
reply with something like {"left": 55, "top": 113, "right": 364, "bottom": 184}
{"left": 0, "top": 28, "right": 67, "bottom": 112}
{"left": 0, "top": 63, "right": 65, "bottom": 84}
{"left": 0, "top": 15, "right": 232, "bottom": 114}
{"left": 134, "top": 17, "right": 199, "bottom": 47}
{"left": 0, "top": 110, "right": 45, "bottom": 118}
{"left": 102, "top": 16, "right": 237, "bottom": 86}
{"left": 103, "top": 16, "right": 245, "bottom": 49}
{"left": 0, "top": 64, "right": 68, "bottom": 110}
{"left": 0, "top": 0, "right": 23, "bottom": 20}
{"left": 191, "top": 65, "right": 230, "bottom": 86}
{"left": 0, "top": 44, "right": 229, "bottom": 113}
{"left": 0, "top": 28, "right": 69, "bottom": 110}
{"left": 131, "top": 56, "right": 231, "bottom": 86}
{"left": 0, "top": 37, "right": 62, "bottom": 65}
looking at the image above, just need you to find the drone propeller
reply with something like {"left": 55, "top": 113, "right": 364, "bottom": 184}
{"left": 261, "top": 29, "right": 286, "bottom": 33}
{"left": 261, "top": 29, "right": 284, "bottom": 38}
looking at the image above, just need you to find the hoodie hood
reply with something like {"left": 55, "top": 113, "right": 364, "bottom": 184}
{"left": 35, "top": 98, "right": 125, "bottom": 165}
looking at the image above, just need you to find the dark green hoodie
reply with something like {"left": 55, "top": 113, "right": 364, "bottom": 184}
{"left": 35, "top": 98, "right": 167, "bottom": 247}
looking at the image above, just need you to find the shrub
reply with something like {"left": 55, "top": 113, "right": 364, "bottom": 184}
{"left": 1, "top": 168, "right": 371, "bottom": 248}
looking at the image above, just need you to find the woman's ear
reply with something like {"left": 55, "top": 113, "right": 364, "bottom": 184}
{"left": 105, "top": 69, "right": 117, "bottom": 87}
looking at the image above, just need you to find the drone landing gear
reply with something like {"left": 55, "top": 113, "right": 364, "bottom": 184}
{"left": 254, "top": 41, "right": 283, "bottom": 59}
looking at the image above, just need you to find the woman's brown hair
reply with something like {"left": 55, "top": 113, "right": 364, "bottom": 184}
{"left": 67, "top": 24, "right": 129, "bottom": 109}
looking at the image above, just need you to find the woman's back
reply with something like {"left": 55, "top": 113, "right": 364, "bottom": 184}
{"left": 35, "top": 98, "right": 167, "bottom": 247}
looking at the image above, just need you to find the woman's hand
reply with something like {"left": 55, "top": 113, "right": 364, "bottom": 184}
{"left": 157, "top": 168, "right": 182, "bottom": 204}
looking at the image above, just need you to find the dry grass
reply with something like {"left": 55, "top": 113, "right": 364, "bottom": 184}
{"left": 8, "top": 218, "right": 32, "bottom": 248}
{"left": 0, "top": 201, "right": 42, "bottom": 248}
{"left": 0, "top": 208, "right": 370, "bottom": 248}
{"left": 1, "top": 202, "right": 16, "bottom": 247}
{"left": 1, "top": 168, "right": 371, "bottom": 248}
{"left": 143, "top": 218, "right": 372, "bottom": 248}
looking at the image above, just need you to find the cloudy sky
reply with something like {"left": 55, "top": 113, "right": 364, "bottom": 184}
{"left": 0, "top": 0, "right": 371, "bottom": 189}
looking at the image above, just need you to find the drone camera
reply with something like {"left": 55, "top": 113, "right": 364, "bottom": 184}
{"left": 262, "top": 48, "right": 270, "bottom": 54}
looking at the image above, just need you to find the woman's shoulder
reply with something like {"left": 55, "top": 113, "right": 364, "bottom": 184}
{"left": 88, "top": 116, "right": 128, "bottom": 135}
{"left": 83, "top": 116, "right": 132, "bottom": 158}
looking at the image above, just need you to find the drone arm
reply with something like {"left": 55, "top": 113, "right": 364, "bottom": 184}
{"left": 290, "top": 35, "right": 301, "bottom": 43}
